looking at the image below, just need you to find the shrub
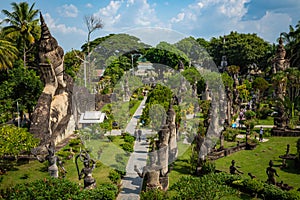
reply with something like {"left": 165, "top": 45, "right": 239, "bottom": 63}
{"left": 200, "top": 161, "right": 216, "bottom": 175}
{"left": 108, "top": 170, "right": 121, "bottom": 184}
{"left": 257, "top": 107, "right": 272, "bottom": 119}
{"left": 121, "top": 142, "right": 134, "bottom": 152}
{"left": 69, "top": 138, "right": 82, "bottom": 147}
{"left": 223, "top": 128, "right": 239, "bottom": 142}
{"left": 170, "top": 173, "right": 239, "bottom": 199}
{"left": 140, "top": 189, "right": 169, "bottom": 200}
{"left": 124, "top": 135, "right": 135, "bottom": 143}
{"left": 0, "top": 178, "right": 118, "bottom": 200}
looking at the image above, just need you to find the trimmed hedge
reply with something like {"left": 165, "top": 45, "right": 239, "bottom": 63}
{"left": 0, "top": 178, "right": 118, "bottom": 200}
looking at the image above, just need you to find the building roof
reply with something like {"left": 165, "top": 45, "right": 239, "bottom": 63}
{"left": 79, "top": 111, "right": 106, "bottom": 124}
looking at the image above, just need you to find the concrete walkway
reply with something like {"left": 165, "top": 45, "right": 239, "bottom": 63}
{"left": 117, "top": 97, "right": 153, "bottom": 200}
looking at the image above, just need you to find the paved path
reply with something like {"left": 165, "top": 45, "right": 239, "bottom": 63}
{"left": 117, "top": 97, "right": 153, "bottom": 200}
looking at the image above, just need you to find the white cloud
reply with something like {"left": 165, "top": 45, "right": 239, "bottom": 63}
{"left": 238, "top": 11, "right": 293, "bottom": 43}
{"left": 86, "top": 3, "right": 93, "bottom": 8}
{"left": 94, "top": 0, "right": 161, "bottom": 32}
{"left": 57, "top": 4, "right": 78, "bottom": 18}
{"left": 44, "top": 13, "right": 86, "bottom": 36}
{"left": 171, "top": 13, "right": 185, "bottom": 23}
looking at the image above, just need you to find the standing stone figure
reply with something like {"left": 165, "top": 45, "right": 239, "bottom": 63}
{"left": 35, "top": 141, "right": 67, "bottom": 178}
{"left": 266, "top": 160, "right": 279, "bottom": 185}
{"left": 75, "top": 150, "right": 96, "bottom": 189}
{"left": 134, "top": 152, "right": 162, "bottom": 190}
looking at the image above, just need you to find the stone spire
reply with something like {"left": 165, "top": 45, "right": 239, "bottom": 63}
{"left": 40, "top": 12, "right": 51, "bottom": 39}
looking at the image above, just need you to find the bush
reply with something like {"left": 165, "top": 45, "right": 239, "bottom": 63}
{"left": 140, "top": 189, "right": 169, "bottom": 200}
{"left": 121, "top": 142, "right": 134, "bottom": 152}
{"left": 124, "top": 135, "right": 135, "bottom": 143}
{"left": 257, "top": 107, "right": 273, "bottom": 119}
{"left": 200, "top": 161, "right": 216, "bottom": 175}
{"left": 69, "top": 138, "right": 82, "bottom": 147}
{"left": 108, "top": 170, "right": 121, "bottom": 184}
{"left": 170, "top": 173, "right": 239, "bottom": 199}
{"left": 223, "top": 128, "right": 239, "bottom": 142}
{"left": 0, "top": 178, "right": 118, "bottom": 200}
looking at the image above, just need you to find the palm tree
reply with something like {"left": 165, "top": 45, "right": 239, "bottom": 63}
{"left": 0, "top": 36, "right": 18, "bottom": 70}
{"left": 1, "top": 2, "right": 39, "bottom": 67}
{"left": 281, "top": 21, "right": 300, "bottom": 67}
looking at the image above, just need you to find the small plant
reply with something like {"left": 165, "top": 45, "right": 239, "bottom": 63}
{"left": 108, "top": 170, "right": 121, "bottom": 184}
{"left": 121, "top": 142, "right": 134, "bottom": 152}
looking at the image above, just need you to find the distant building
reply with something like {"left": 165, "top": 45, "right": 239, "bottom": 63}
{"left": 78, "top": 111, "right": 106, "bottom": 128}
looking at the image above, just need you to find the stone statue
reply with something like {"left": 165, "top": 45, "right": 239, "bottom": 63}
{"left": 134, "top": 152, "right": 162, "bottom": 190}
{"left": 30, "top": 13, "right": 74, "bottom": 146}
{"left": 266, "top": 160, "right": 279, "bottom": 185}
{"left": 75, "top": 150, "right": 96, "bottom": 189}
{"left": 229, "top": 160, "right": 243, "bottom": 175}
{"left": 35, "top": 141, "right": 67, "bottom": 178}
{"left": 272, "top": 36, "right": 289, "bottom": 74}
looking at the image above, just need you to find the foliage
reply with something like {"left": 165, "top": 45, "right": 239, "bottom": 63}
{"left": 170, "top": 173, "right": 239, "bottom": 199}
{"left": 0, "top": 35, "right": 18, "bottom": 70}
{"left": 0, "top": 178, "right": 118, "bottom": 200}
{"left": 175, "top": 36, "right": 211, "bottom": 65}
{"left": 281, "top": 21, "right": 300, "bottom": 67}
{"left": 200, "top": 161, "right": 216, "bottom": 175}
{"left": 64, "top": 50, "right": 84, "bottom": 78}
{"left": 121, "top": 142, "right": 134, "bottom": 153}
{"left": 0, "top": 125, "right": 39, "bottom": 157}
{"left": 1, "top": 2, "right": 40, "bottom": 67}
{"left": 108, "top": 169, "right": 121, "bottom": 184}
{"left": 141, "top": 84, "right": 173, "bottom": 126}
{"left": 208, "top": 32, "right": 271, "bottom": 74}
{"left": 0, "top": 62, "right": 43, "bottom": 123}
{"left": 181, "top": 66, "right": 205, "bottom": 94}
{"left": 232, "top": 178, "right": 300, "bottom": 200}
{"left": 223, "top": 128, "right": 239, "bottom": 142}
{"left": 144, "top": 46, "right": 189, "bottom": 69}
{"left": 256, "top": 106, "right": 273, "bottom": 119}
{"left": 140, "top": 189, "right": 169, "bottom": 200}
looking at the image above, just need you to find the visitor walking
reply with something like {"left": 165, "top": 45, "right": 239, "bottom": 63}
{"left": 259, "top": 127, "right": 264, "bottom": 142}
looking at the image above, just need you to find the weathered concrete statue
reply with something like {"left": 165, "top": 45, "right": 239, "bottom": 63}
{"left": 35, "top": 141, "right": 67, "bottom": 178}
{"left": 272, "top": 36, "right": 289, "bottom": 74}
{"left": 30, "top": 13, "right": 74, "bottom": 146}
{"left": 75, "top": 150, "right": 96, "bottom": 189}
{"left": 134, "top": 152, "right": 162, "bottom": 190}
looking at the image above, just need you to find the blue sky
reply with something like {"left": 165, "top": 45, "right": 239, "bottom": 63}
{"left": 1, "top": 0, "right": 300, "bottom": 52}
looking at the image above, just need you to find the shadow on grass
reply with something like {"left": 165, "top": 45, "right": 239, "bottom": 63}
{"left": 171, "top": 158, "right": 191, "bottom": 175}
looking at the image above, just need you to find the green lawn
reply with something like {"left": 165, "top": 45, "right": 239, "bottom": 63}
{"left": 169, "top": 137, "right": 300, "bottom": 189}
{"left": 215, "top": 137, "right": 300, "bottom": 188}
{"left": 0, "top": 135, "right": 132, "bottom": 190}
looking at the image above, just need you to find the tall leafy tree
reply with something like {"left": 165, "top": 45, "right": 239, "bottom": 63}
{"left": 208, "top": 32, "right": 271, "bottom": 74}
{"left": 0, "top": 33, "right": 18, "bottom": 70}
{"left": 1, "top": 2, "right": 39, "bottom": 67}
{"left": 281, "top": 21, "right": 300, "bottom": 68}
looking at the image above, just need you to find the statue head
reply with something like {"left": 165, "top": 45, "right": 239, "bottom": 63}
{"left": 269, "top": 160, "right": 273, "bottom": 167}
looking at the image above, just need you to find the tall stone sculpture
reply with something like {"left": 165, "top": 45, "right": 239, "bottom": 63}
{"left": 272, "top": 36, "right": 289, "bottom": 74}
{"left": 30, "top": 13, "right": 74, "bottom": 146}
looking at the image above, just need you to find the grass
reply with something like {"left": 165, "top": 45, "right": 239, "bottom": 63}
{"left": 0, "top": 135, "right": 133, "bottom": 190}
{"left": 169, "top": 137, "right": 300, "bottom": 189}
{"left": 214, "top": 137, "right": 300, "bottom": 188}
{"left": 257, "top": 116, "right": 274, "bottom": 126}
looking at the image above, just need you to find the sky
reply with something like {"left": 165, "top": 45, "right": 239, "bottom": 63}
{"left": 1, "top": 0, "right": 300, "bottom": 52}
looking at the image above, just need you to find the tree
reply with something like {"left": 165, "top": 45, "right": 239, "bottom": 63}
{"left": 281, "top": 21, "right": 300, "bottom": 68}
{"left": 208, "top": 32, "right": 271, "bottom": 74}
{"left": 252, "top": 77, "right": 269, "bottom": 101}
{"left": 84, "top": 15, "right": 103, "bottom": 55}
{"left": 0, "top": 35, "right": 17, "bottom": 70}
{"left": 1, "top": 2, "right": 39, "bottom": 67}
{"left": 64, "top": 50, "right": 84, "bottom": 78}
{"left": 0, "top": 125, "right": 39, "bottom": 158}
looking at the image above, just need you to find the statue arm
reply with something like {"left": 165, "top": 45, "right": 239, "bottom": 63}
{"left": 134, "top": 165, "right": 143, "bottom": 178}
